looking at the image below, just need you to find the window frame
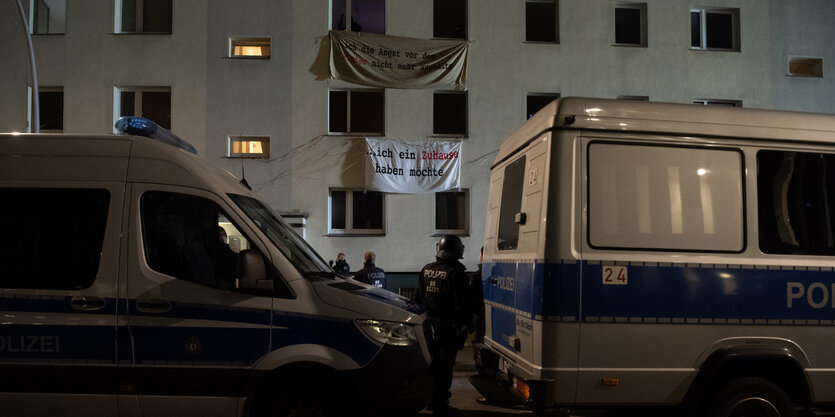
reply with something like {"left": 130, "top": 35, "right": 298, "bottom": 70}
{"left": 525, "top": 0, "right": 559, "bottom": 44}
{"left": 788, "top": 56, "right": 824, "bottom": 78}
{"left": 29, "top": 0, "right": 67, "bottom": 34}
{"left": 614, "top": 3, "right": 647, "bottom": 47}
{"left": 433, "top": 90, "right": 468, "bottom": 137}
{"left": 113, "top": 86, "right": 172, "bottom": 131}
{"left": 115, "top": 0, "right": 173, "bottom": 34}
{"left": 327, "top": 188, "right": 386, "bottom": 236}
{"left": 228, "top": 37, "right": 272, "bottom": 59}
{"left": 434, "top": 189, "right": 469, "bottom": 236}
{"left": 328, "top": 89, "right": 385, "bottom": 136}
{"left": 228, "top": 136, "right": 270, "bottom": 158}
{"left": 690, "top": 8, "right": 740, "bottom": 52}
{"left": 693, "top": 98, "right": 742, "bottom": 108}
{"left": 330, "top": 0, "right": 386, "bottom": 34}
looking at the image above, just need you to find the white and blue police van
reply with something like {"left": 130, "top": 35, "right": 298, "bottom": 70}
{"left": 0, "top": 117, "right": 431, "bottom": 417}
{"left": 478, "top": 97, "right": 835, "bottom": 417}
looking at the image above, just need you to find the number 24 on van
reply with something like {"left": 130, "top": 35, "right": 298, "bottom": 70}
{"left": 603, "top": 266, "right": 628, "bottom": 285}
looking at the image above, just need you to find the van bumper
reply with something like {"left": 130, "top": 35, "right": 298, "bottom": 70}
{"left": 341, "top": 343, "right": 432, "bottom": 417}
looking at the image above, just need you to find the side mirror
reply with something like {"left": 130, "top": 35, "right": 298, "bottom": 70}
{"left": 235, "top": 249, "right": 267, "bottom": 290}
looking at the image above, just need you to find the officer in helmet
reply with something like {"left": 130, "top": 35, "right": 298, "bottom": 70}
{"left": 416, "top": 235, "right": 472, "bottom": 416}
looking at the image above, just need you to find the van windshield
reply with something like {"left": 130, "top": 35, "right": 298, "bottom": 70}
{"left": 229, "top": 194, "right": 332, "bottom": 277}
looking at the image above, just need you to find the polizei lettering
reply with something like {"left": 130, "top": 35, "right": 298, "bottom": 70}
{"left": 423, "top": 270, "right": 448, "bottom": 279}
{"left": 0, "top": 335, "right": 61, "bottom": 353}
{"left": 787, "top": 282, "right": 835, "bottom": 308}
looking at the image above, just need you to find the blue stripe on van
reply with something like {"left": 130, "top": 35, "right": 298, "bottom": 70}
{"left": 484, "top": 260, "right": 835, "bottom": 324}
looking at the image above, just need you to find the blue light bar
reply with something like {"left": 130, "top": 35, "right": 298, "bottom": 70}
{"left": 115, "top": 116, "right": 197, "bottom": 155}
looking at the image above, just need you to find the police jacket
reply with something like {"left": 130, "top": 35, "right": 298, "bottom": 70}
{"left": 416, "top": 258, "right": 471, "bottom": 328}
{"left": 333, "top": 259, "right": 350, "bottom": 275}
{"left": 354, "top": 263, "right": 385, "bottom": 286}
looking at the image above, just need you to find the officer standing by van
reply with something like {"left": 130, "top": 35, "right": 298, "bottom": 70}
{"left": 416, "top": 235, "right": 471, "bottom": 417}
{"left": 354, "top": 251, "right": 386, "bottom": 288}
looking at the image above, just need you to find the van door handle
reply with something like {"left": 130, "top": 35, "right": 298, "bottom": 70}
{"left": 136, "top": 299, "right": 172, "bottom": 314}
{"left": 70, "top": 296, "right": 106, "bottom": 311}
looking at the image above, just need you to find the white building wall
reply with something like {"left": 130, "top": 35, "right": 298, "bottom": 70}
{"left": 1, "top": 0, "right": 834, "bottom": 273}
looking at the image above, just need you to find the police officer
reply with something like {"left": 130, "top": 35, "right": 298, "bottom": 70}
{"left": 416, "top": 235, "right": 471, "bottom": 416}
{"left": 353, "top": 251, "right": 386, "bottom": 288}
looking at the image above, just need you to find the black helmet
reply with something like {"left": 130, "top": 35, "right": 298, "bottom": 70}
{"left": 436, "top": 235, "right": 464, "bottom": 260}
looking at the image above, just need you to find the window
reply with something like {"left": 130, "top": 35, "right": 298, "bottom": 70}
{"left": 758, "top": 151, "right": 835, "bottom": 255}
{"left": 228, "top": 136, "right": 270, "bottom": 158}
{"left": 0, "top": 188, "right": 109, "bottom": 290}
{"left": 617, "top": 95, "right": 649, "bottom": 101}
{"left": 693, "top": 98, "right": 742, "bottom": 107}
{"left": 31, "top": 87, "right": 63, "bottom": 132}
{"left": 436, "top": 190, "right": 468, "bottom": 234}
{"left": 229, "top": 37, "right": 271, "bottom": 58}
{"left": 691, "top": 8, "right": 739, "bottom": 51}
{"left": 117, "top": 0, "right": 173, "bottom": 34}
{"left": 328, "top": 89, "right": 384, "bottom": 135}
{"left": 788, "top": 57, "right": 823, "bottom": 78}
{"left": 329, "top": 189, "right": 385, "bottom": 235}
{"left": 498, "top": 157, "right": 527, "bottom": 250}
{"left": 29, "top": 0, "right": 66, "bottom": 34}
{"left": 527, "top": 93, "right": 560, "bottom": 119}
{"left": 526, "top": 0, "right": 558, "bottom": 43}
{"left": 434, "top": 0, "right": 467, "bottom": 39}
{"left": 142, "top": 191, "right": 252, "bottom": 289}
{"left": 588, "top": 143, "right": 744, "bottom": 251}
{"left": 331, "top": 0, "right": 385, "bottom": 34}
{"left": 434, "top": 91, "right": 467, "bottom": 136}
{"left": 615, "top": 3, "right": 647, "bottom": 46}
{"left": 116, "top": 87, "right": 171, "bottom": 129}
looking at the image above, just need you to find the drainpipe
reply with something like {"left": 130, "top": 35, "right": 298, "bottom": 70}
{"left": 15, "top": 0, "right": 39, "bottom": 132}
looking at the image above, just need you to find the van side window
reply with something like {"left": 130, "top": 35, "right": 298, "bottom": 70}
{"left": 758, "top": 150, "right": 835, "bottom": 255}
{"left": 0, "top": 188, "right": 109, "bottom": 290}
{"left": 498, "top": 156, "right": 527, "bottom": 250}
{"left": 588, "top": 143, "right": 744, "bottom": 252}
{"left": 141, "top": 191, "right": 251, "bottom": 290}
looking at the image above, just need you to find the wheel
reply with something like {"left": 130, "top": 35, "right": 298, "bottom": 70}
{"left": 704, "top": 377, "right": 795, "bottom": 417}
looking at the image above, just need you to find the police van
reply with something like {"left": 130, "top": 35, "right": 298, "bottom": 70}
{"left": 480, "top": 97, "right": 835, "bottom": 417}
{"left": 0, "top": 118, "right": 431, "bottom": 417}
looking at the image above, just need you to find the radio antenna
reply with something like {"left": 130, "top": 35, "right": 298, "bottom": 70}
{"left": 240, "top": 157, "right": 251, "bottom": 190}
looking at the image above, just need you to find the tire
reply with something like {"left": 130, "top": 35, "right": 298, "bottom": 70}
{"left": 704, "top": 377, "right": 795, "bottom": 417}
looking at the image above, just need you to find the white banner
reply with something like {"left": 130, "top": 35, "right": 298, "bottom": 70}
{"left": 329, "top": 30, "right": 468, "bottom": 90}
{"left": 365, "top": 138, "right": 462, "bottom": 194}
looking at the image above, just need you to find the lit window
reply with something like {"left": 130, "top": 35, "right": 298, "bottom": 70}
{"left": 693, "top": 99, "right": 742, "bottom": 107}
{"left": 115, "top": 87, "right": 171, "bottom": 130}
{"left": 526, "top": 0, "right": 558, "bottom": 43}
{"left": 30, "top": 87, "right": 63, "bottom": 132}
{"left": 788, "top": 57, "right": 823, "bottom": 78}
{"left": 329, "top": 90, "right": 384, "bottom": 135}
{"left": 435, "top": 190, "right": 468, "bottom": 235}
{"left": 615, "top": 3, "right": 647, "bottom": 47}
{"left": 328, "top": 189, "right": 385, "bottom": 235}
{"left": 30, "top": 0, "right": 66, "bottom": 34}
{"left": 691, "top": 8, "right": 740, "bottom": 51}
{"left": 230, "top": 37, "right": 271, "bottom": 58}
{"left": 434, "top": 91, "right": 467, "bottom": 136}
{"left": 527, "top": 93, "right": 560, "bottom": 119}
{"left": 228, "top": 136, "right": 270, "bottom": 158}
{"left": 331, "top": 0, "right": 385, "bottom": 34}
{"left": 117, "top": 0, "right": 173, "bottom": 34}
{"left": 434, "top": 0, "right": 467, "bottom": 39}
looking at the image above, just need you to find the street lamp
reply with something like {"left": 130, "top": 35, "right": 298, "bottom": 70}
{"left": 14, "top": 0, "right": 39, "bottom": 132}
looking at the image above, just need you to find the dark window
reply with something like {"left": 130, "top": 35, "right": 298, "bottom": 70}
{"left": 498, "top": 157, "right": 526, "bottom": 250}
{"left": 353, "top": 190, "right": 383, "bottom": 230}
{"left": 0, "top": 188, "right": 109, "bottom": 290}
{"left": 527, "top": 94, "right": 559, "bottom": 119}
{"left": 526, "top": 1, "right": 558, "bottom": 43}
{"left": 32, "top": 0, "right": 66, "bottom": 34}
{"left": 691, "top": 9, "right": 739, "bottom": 51}
{"left": 142, "top": 191, "right": 241, "bottom": 289}
{"left": 758, "top": 151, "right": 835, "bottom": 255}
{"left": 706, "top": 12, "right": 733, "bottom": 49}
{"left": 434, "top": 0, "right": 467, "bottom": 39}
{"left": 38, "top": 90, "right": 63, "bottom": 131}
{"left": 436, "top": 191, "right": 467, "bottom": 231}
{"left": 331, "top": 190, "right": 347, "bottom": 229}
{"left": 615, "top": 7, "right": 642, "bottom": 45}
{"left": 120, "top": 89, "right": 171, "bottom": 130}
{"left": 332, "top": 0, "right": 385, "bottom": 34}
{"left": 329, "top": 90, "right": 384, "bottom": 134}
{"left": 690, "top": 11, "right": 701, "bottom": 48}
{"left": 434, "top": 91, "right": 467, "bottom": 136}
{"left": 120, "top": 0, "right": 172, "bottom": 33}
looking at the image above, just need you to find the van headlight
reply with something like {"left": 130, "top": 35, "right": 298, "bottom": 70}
{"left": 355, "top": 320, "right": 417, "bottom": 346}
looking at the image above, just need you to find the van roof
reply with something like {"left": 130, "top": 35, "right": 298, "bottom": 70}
{"left": 495, "top": 97, "right": 835, "bottom": 167}
{"left": 0, "top": 133, "right": 251, "bottom": 195}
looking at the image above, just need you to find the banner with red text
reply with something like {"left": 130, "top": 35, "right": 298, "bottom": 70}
{"left": 365, "top": 138, "right": 462, "bottom": 194}
{"left": 329, "top": 30, "right": 468, "bottom": 90}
